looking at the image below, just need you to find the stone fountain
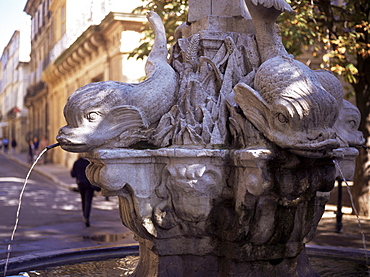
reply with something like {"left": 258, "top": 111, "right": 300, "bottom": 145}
{"left": 56, "top": 0, "right": 364, "bottom": 276}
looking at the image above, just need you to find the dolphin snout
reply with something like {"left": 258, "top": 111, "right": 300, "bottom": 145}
{"left": 56, "top": 127, "right": 70, "bottom": 143}
{"left": 348, "top": 132, "right": 366, "bottom": 148}
{"left": 307, "top": 130, "right": 337, "bottom": 142}
{"left": 57, "top": 126, "right": 72, "bottom": 137}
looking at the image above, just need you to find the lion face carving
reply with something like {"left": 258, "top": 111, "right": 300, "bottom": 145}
{"left": 57, "top": 81, "right": 147, "bottom": 153}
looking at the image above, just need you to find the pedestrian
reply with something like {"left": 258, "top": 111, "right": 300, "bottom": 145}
{"left": 38, "top": 135, "right": 49, "bottom": 163}
{"left": 33, "top": 136, "right": 39, "bottom": 160}
{"left": 11, "top": 139, "right": 17, "bottom": 153}
{"left": 28, "top": 139, "right": 34, "bottom": 163}
{"left": 71, "top": 156, "right": 101, "bottom": 227}
{"left": 3, "top": 138, "right": 9, "bottom": 154}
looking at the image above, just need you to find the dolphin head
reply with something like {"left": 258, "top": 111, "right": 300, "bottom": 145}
{"left": 234, "top": 56, "right": 341, "bottom": 158}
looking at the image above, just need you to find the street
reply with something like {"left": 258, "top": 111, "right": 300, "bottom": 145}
{"left": 0, "top": 154, "right": 136, "bottom": 261}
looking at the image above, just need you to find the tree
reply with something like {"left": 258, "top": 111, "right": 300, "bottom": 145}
{"left": 130, "top": 0, "right": 188, "bottom": 60}
{"left": 131, "top": 0, "right": 370, "bottom": 216}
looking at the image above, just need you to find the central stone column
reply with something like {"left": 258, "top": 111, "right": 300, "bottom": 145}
{"left": 188, "top": 0, "right": 250, "bottom": 21}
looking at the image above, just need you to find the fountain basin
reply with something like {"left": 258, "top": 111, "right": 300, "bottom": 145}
{"left": 0, "top": 244, "right": 139, "bottom": 276}
{"left": 1, "top": 245, "right": 369, "bottom": 276}
{"left": 83, "top": 147, "right": 337, "bottom": 276}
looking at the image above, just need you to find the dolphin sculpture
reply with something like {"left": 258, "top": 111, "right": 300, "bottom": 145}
{"left": 233, "top": 0, "right": 342, "bottom": 158}
{"left": 57, "top": 12, "right": 178, "bottom": 152}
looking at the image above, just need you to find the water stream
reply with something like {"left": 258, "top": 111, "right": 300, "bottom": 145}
{"left": 3, "top": 143, "right": 60, "bottom": 277}
{"left": 332, "top": 158, "right": 369, "bottom": 268}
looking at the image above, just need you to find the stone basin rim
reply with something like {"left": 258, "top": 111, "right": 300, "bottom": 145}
{"left": 0, "top": 244, "right": 139, "bottom": 276}
{"left": 90, "top": 147, "right": 274, "bottom": 160}
{"left": 1, "top": 244, "right": 369, "bottom": 276}
{"left": 89, "top": 147, "right": 358, "bottom": 160}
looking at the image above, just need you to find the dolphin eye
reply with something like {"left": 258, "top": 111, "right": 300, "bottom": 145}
{"left": 86, "top": 112, "right": 100, "bottom": 122}
{"left": 348, "top": 120, "right": 356, "bottom": 129}
{"left": 277, "top": 113, "right": 288, "bottom": 123}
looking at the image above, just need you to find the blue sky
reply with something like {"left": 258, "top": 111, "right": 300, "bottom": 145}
{"left": 0, "top": 0, "right": 29, "bottom": 55}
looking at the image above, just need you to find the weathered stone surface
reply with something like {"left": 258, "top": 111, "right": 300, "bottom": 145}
{"left": 188, "top": 0, "right": 251, "bottom": 22}
{"left": 334, "top": 100, "right": 364, "bottom": 148}
{"left": 57, "top": 1, "right": 364, "bottom": 276}
{"left": 332, "top": 99, "right": 365, "bottom": 180}
{"left": 56, "top": 12, "right": 178, "bottom": 152}
{"left": 84, "top": 147, "right": 336, "bottom": 276}
{"left": 186, "top": 16, "right": 254, "bottom": 36}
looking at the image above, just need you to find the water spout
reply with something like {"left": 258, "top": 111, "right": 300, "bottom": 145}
{"left": 46, "top": 142, "right": 60, "bottom": 150}
{"left": 361, "top": 145, "right": 370, "bottom": 151}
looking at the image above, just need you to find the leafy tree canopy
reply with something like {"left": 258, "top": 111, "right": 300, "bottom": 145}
{"left": 279, "top": 0, "right": 370, "bottom": 89}
{"left": 131, "top": 0, "right": 369, "bottom": 89}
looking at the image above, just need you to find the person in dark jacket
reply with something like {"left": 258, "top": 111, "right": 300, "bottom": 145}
{"left": 71, "top": 157, "right": 101, "bottom": 227}
{"left": 3, "top": 138, "right": 9, "bottom": 153}
{"left": 11, "top": 139, "right": 17, "bottom": 153}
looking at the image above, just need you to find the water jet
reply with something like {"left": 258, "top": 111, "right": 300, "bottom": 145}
{"left": 2, "top": 143, "right": 61, "bottom": 277}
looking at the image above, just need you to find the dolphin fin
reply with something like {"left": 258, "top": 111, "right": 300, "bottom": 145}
{"left": 105, "top": 105, "right": 149, "bottom": 147}
{"left": 234, "top": 82, "right": 271, "bottom": 134}
{"left": 112, "top": 105, "right": 146, "bottom": 126}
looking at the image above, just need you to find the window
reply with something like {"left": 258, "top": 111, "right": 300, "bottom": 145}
{"left": 39, "top": 3, "right": 44, "bottom": 27}
{"left": 54, "top": 4, "right": 66, "bottom": 42}
{"left": 61, "top": 5, "right": 66, "bottom": 34}
{"left": 44, "top": 1, "right": 48, "bottom": 18}
{"left": 35, "top": 11, "right": 39, "bottom": 32}
{"left": 31, "top": 17, "right": 35, "bottom": 39}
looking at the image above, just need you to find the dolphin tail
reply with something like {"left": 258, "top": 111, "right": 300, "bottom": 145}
{"left": 250, "top": 0, "right": 293, "bottom": 13}
{"left": 145, "top": 11, "right": 169, "bottom": 76}
{"left": 245, "top": 0, "right": 294, "bottom": 62}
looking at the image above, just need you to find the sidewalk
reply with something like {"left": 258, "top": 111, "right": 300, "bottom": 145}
{"left": 5, "top": 150, "right": 76, "bottom": 190}
{"left": 3, "top": 150, "right": 370, "bottom": 251}
{"left": 0, "top": 150, "right": 138, "bottom": 263}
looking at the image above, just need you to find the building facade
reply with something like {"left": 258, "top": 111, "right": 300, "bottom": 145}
{"left": 43, "top": 12, "right": 146, "bottom": 168}
{"left": 0, "top": 29, "right": 30, "bottom": 152}
{"left": 23, "top": 0, "right": 55, "bottom": 155}
{"left": 23, "top": 0, "right": 146, "bottom": 166}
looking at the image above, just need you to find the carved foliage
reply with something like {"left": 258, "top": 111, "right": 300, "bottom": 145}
{"left": 153, "top": 32, "right": 260, "bottom": 147}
